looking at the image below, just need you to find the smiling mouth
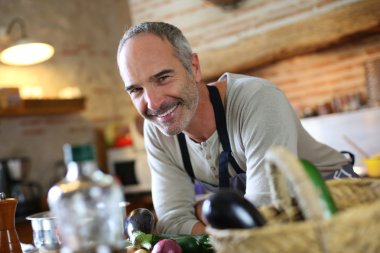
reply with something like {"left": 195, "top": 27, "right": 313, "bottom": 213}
{"left": 157, "top": 103, "right": 179, "bottom": 118}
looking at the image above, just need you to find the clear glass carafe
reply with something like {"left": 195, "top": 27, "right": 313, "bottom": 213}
{"left": 47, "top": 143, "right": 125, "bottom": 253}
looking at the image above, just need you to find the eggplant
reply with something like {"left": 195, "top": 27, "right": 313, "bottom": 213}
{"left": 201, "top": 189, "right": 266, "bottom": 229}
{"left": 124, "top": 208, "right": 155, "bottom": 238}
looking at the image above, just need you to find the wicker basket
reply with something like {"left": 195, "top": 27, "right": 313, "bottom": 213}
{"left": 207, "top": 147, "right": 380, "bottom": 253}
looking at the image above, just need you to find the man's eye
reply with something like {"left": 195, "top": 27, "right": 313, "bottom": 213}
{"left": 127, "top": 87, "right": 142, "bottom": 95}
{"left": 158, "top": 75, "right": 169, "bottom": 83}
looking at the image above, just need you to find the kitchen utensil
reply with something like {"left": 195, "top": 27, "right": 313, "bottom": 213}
{"left": 26, "top": 211, "right": 61, "bottom": 252}
{"left": 342, "top": 135, "right": 370, "bottom": 158}
{"left": 0, "top": 192, "right": 22, "bottom": 253}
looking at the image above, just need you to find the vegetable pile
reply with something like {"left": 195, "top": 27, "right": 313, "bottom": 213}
{"left": 126, "top": 231, "right": 214, "bottom": 253}
{"left": 124, "top": 207, "right": 213, "bottom": 252}
{"left": 124, "top": 148, "right": 340, "bottom": 252}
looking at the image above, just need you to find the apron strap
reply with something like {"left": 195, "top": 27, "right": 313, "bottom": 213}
{"left": 177, "top": 85, "right": 244, "bottom": 188}
{"left": 208, "top": 85, "right": 244, "bottom": 188}
{"left": 177, "top": 133, "right": 195, "bottom": 183}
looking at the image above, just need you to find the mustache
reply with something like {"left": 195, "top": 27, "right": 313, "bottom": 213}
{"left": 146, "top": 100, "right": 181, "bottom": 117}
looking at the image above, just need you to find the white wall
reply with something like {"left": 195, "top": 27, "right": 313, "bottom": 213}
{"left": 301, "top": 107, "right": 380, "bottom": 166}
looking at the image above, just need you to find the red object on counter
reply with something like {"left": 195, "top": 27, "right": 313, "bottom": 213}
{"left": 114, "top": 135, "right": 134, "bottom": 148}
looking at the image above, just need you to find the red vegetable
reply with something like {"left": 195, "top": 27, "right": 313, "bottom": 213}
{"left": 152, "top": 239, "right": 183, "bottom": 253}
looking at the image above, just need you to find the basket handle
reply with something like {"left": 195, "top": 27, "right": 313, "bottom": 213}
{"left": 264, "top": 146, "right": 331, "bottom": 221}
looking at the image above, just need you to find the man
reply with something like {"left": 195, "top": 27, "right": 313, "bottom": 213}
{"left": 117, "top": 22, "right": 352, "bottom": 235}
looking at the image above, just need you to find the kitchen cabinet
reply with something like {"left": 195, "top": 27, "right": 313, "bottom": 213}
{"left": 0, "top": 98, "right": 85, "bottom": 117}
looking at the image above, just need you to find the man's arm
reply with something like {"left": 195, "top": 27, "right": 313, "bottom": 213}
{"left": 145, "top": 122, "right": 201, "bottom": 234}
{"left": 231, "top": 82, "right": 299, "bottom": 206}
{"left": 192, "top": 199, "right": 207, "bottom": 234}
{"left": 191, "top": 221, "right": 206, "bottom": 234}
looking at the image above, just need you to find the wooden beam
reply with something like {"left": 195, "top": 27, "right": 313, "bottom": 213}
{"left": 199, "top": 0, "right": 380, "bottom": 81}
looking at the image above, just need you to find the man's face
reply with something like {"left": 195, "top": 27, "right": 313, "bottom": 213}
{"left": 118, "top": 33, "right": 201, "bottom": 136}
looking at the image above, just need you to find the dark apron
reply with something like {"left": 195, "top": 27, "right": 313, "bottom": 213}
{"left": 177, "top": 86, "right": 359, "bottom": 195}
{"left": 324, "top": 151, "right": 359, "bottom": 179}
{"left": 177, "top": 85, "right": 246, "bottom": 194}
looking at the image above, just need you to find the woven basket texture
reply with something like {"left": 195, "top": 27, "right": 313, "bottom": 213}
{"left": 207, "top": 178, "right": 380, "bottom": 253}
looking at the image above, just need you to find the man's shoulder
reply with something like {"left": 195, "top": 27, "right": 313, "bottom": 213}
{"left": 225, "top": 73, "right": 278, "bottom": 98}
{"left": 225, "top": 72, "right": 274, "bottom": 87}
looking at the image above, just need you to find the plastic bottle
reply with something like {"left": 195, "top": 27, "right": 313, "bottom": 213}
{"left": 47, "top": 143, "right": 125, "bottom": 253}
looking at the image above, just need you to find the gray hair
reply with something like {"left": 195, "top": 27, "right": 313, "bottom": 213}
{"left": 117, "top": 22, "right": 193, "bottom": 74}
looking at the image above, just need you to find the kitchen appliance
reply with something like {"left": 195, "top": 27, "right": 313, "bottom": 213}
{"left": 0, "top": 161, "right": 11, "bottom": 196}
{"left": 107, "top": 147, "right": 137, "bottom": 185}
{"left": 0, "top": 157, "right": 42, "bottom": 218}
{"left": 107, "top": 147, "right": 152, "bottom": 193}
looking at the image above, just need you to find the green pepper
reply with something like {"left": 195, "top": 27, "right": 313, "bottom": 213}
{"left": 301, "top": 159, "right": 338, "bottom": 218}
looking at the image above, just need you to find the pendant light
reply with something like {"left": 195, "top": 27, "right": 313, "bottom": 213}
{"left": 0, "top": 17, "right": 54, "bottom": 66}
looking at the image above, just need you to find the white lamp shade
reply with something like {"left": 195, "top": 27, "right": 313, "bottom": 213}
{"left": 0, "top": 39, "right": 54, "bottom": 66}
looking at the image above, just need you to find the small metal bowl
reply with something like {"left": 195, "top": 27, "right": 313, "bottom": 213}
{"left": 26, "top": 211, "right": 61, "bottom": 251}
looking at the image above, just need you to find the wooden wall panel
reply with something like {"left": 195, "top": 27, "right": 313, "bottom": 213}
{"left": 128, "top": 0, "right": 380, "bottom": 114}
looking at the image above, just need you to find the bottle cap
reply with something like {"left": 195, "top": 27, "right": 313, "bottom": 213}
{"left": 63, "top": 143, "right": 95, "bottom": 163}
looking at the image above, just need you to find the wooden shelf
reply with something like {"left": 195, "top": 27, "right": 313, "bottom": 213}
{"left": 0, "top": 97, "right": 86, "bottom": 117}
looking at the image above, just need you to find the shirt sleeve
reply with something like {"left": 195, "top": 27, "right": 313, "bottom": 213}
{"left": 231, "top": 81, "right": 299, "bottom": 206}
{"left": 143, "top": 122, "right": 199, "bottom": 234}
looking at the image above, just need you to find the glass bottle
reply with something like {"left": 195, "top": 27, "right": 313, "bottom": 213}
{"left": 47, "top": 143, "right": 125, "bottom": 253}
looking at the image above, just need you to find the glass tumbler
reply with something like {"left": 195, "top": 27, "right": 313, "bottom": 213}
{"left": 26, "top": 211, "right": 61, "bottom": 252}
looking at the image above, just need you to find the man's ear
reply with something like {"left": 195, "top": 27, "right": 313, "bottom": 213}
{"left": 191, "top": 53, "right": 202, "bottom": 83}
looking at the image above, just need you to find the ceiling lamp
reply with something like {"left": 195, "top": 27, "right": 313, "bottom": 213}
{"left": 0, "top": 17, "right": 54, "bottom": 66}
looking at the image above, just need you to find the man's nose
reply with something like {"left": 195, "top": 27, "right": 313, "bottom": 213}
{"left": 144, "top": 87, "right": 163, "bottom": 111}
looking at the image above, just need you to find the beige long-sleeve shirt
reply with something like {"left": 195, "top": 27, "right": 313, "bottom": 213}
{"left": 144, "top": 73, "right": 349, "bottom": 234}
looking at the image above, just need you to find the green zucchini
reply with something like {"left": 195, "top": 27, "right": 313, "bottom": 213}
{"left": 301, "top": 159, "right": 338, "bottom": 218}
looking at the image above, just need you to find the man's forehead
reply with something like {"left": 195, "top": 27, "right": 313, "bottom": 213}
{"left": 118, "top": 33, "right": 182, "bottom": 85}
{"left": 125, "top": 33, "right": 169, "bottom": 50}
{"left": 120, "top": 34, "right": 175, "bottom": 67}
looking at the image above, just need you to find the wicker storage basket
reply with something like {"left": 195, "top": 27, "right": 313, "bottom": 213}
{"left": 207, "top": 147, "right": 380, "bottom": 253}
